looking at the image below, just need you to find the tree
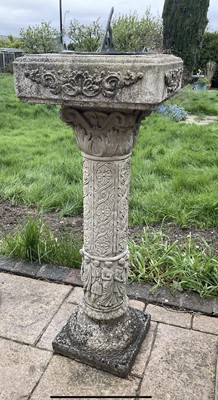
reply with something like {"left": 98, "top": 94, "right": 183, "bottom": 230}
{"left": 67, "top": 9, "right": 162, "bottom": 53}
{"left": 199, "top": 31, "right": 218, "bottom": 87}
{"left": 67, "top": 19, "right": 103, "bottom": 52}
{"left": 112, "top": 9, "right": 162, "bottom": 53}
{"left": 20, "top": 22, "right": 60, "bottom": 53}
{"left": 162, "top": 0, "right": 210, "bottom": 80}
{"left": 0, "top": 35, "right": 22, "bottom": 49}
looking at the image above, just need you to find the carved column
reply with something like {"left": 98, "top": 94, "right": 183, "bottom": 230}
{"left": 61, "top": 107, "right": 143, "bottom": 320}
{"left": 13, "top": 50, "right": 183, "bottom": 378}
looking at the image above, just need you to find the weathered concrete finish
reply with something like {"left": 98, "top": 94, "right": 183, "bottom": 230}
{"left": 0, "top": 272, "right": 217, "bottom": 399}
{"left": 131, "top": 321, "right": 157, "bottom": 378}
{"left": 0, "top": 272, "right": 71, "bottom": 344}
{"left": 53, "top": 307, "right": 150, "bottom": 378}
{"left": 30, "top": 354, "right": 140, "bottom": 400}
{"left": 140, "top": 324, "right": 218, "bottom": 400}
{"left": 13, "top": 53, "right": 183, "bottom": 111}
{"left": 193, "top": 314, "right": 218, "bottom": 335}
{"left": 13, "top": 51, "right": 183, "bottom": 377}
{"left": 146, "top": 304, "right": 192, "bottom": 328}
{"left": 0, "top": 337, "right": 51, "bottom": 400}
{"left": 37, "top": 303, "right": 77, "bottom": 351}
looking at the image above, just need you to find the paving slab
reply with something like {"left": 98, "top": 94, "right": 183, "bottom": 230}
{"left": 67, "top": 286, "right": 84, "bottom": 304}
{"left": 146, "top": 304, "right": 192, "bottom": 328}
{"left": 140, "top": 324, "right": 218, "bottom": 400}
{"left": 215, "top": 355, "right": 218, "bottom": 400}
{"left": 131, "top": 321, "right": 157, "bottom": 377}
{"left": 30, "top": 355, "right": 141, "bottom": 400}
{"left": 0, "top": 337, "right": 51, "bottom": 400}
{"left": 129, "top": 299, "right": 145, "bottom": 312}
{"left": 37, "top": 302, "right": 77, "bottom": 351}
{"left": 0, "top": 272, "right": 72, "bottom": 344}
{"left": 193, "top": 314, "right": 218, "bottom": 335}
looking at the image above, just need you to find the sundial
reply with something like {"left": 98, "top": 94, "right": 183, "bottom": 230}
{"left": 13, "top": 7, "right": 183, "bottom": 377}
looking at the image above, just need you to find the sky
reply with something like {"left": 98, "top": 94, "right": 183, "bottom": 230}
{"left": 0, "top": 0, "right": 217, "bottom": 38}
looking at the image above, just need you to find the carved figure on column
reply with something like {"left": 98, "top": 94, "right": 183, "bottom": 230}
{"left": 89, "top": 260, "right": 103, "bottom": 302}
{"left": 99, "top": 261, "right": 115, "bottom": 307}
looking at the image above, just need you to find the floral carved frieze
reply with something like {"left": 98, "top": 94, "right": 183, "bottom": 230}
{"left": 83, "top": 158, "right": 130, "bottom": 258}
{"left": 24, "top": 68, "right": 144, "bottom": 99}
{"left": 61, "top": 107, "right": 143, "bottom": 157}
{"left": 165, "top": 68, "right": 183, "bottom": 94}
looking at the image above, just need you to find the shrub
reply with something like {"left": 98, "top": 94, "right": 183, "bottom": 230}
{"left": 155, "top": 104, "right": 189, "bottom": 121}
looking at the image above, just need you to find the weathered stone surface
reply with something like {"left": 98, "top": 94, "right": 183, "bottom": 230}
{"left": 13, "top": 51, "right": 183, "bottom": 378}
{"left": 0, "top": 337, "right": 51, "bottom": 400}
{"left": 13, "top": 260, "right": 42, "bottom": 277}
{"left": 65, "top": 268, "right": 83, "bottom": 286}
{"left": 37, "top": 303, "right": 77, "bottom": 351}
{"left": 146, "top": 304, "right": 192, "bottom": 328}
{"left": 131, "top": 321, "right": 157, "bottom": 377}
{"left": 180, "top": 291, "right": 214, "bottom": 314}
{"left": 129, "top": 299, "right": 145, "bottom": 312}
{"left": 53, "top": 307, "right": 150, "bottom": 378}
{"left": 192, "top": 314, "right": 218, "bottom": 335}
{"left": 213, "top": 297, "right": 218, "bottom": 317}
{"left": 0, "top": 272, "right": 71, "bottom": 344}
{"left": 36, "top": 263, "right": 70, "bottom": 282}
{"left": 14, "top": 53, "right": 183, "bottom": 111}
{"left": 140, "top": 324, "right": 217, "bottom": 400}
{"left": 0, "top": 257, "right": 17, "bottom": 271}
{"left": 215, "top": 355, "right": 218, "bottom": 400}
{"left": 30, "top": 354, "right": 140, "bottom": 400}
{"left": 127, "top": 281, "right": 181, "bottom": 308}
{"left": 62, "top": 107, "right": 136, "bottom": 321}
{"left": 67, "top": 286, "right": 84, "bottom": 304}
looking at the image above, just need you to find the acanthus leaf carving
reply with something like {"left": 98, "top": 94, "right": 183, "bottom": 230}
{"left": 61, "top": 108, "right": 144, "bottom": 157}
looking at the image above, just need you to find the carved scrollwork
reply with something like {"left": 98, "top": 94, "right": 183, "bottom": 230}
{"left": 24, "top": 68, "right": 143, "bottom": 99}
{"left": 83, "top": 157, "right": 130, "bottom": 258}
{"left": 165, "top": 68, "right": 183, "bottom": 94}
{"left": 61, "top": 107, "right": 143, "bottom": 157}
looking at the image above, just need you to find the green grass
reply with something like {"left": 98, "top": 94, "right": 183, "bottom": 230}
{"left": 1, "top": 215, "right": 82, "bottom": 268}
{"left": 1, "top": 74, "right": 218, "bottom": 227}
{"left": 130, "top": 112, "right": 218, "bottom": 227}
{"left": 166, "top": 85, "right": 218, "bottom": 115}
{"left": 0, "top": 74, "right": 83, "bottom": 216}
{"left": 1, "top": 215, "right": 217, "bottom": 297}
{"left": 129, "top": 227, "right": 218, "bottom": 297}
{"left": 1, "top": 74, "right": 218, "bottom": 297}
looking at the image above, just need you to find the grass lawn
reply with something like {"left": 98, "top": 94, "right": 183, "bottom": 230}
{"left": 2, "top": 74, "right": 217, "bottom": 227}
{"left": 0, "top": 73, "right": 218, "bottom": 296}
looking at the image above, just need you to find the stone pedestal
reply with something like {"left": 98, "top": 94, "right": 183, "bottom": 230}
{"left": 13, "top": 52, "right": 183, "bottom": 377}
{"left": 52, "top": 107, "right": 150, "bottom": 377}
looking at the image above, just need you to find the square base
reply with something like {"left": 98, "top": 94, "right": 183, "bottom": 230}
{"left": 52, "top": 306, "right": 150, "bottom": 378}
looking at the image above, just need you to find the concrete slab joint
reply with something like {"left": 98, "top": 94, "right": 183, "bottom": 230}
{"left": 13, "top": 52, "right": 183, "bottom": 378}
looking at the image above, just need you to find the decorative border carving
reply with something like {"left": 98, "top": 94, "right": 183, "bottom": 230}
{"left": 24, "top": 68, "right": 144, "bottom": 99}
{"left": 165, "top": 68, "right": 183, "bottom": 94}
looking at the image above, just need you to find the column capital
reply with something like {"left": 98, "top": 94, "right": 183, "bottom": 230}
{"left": 61, "top": 107, "right": 146, "bottom": 157}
